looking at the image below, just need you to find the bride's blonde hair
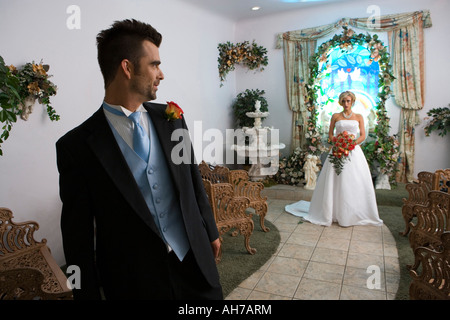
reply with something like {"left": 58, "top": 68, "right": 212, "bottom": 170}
{"left": 338, "top": 91, "right": 356, "bottom": 106}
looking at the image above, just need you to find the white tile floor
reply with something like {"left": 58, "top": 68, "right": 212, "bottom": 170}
{"left": 225, "top": 185, "right": 401, "bottom": 300}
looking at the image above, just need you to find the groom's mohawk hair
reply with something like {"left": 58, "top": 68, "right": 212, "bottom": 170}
{"left": 96, "top": 19, "right": 162, "bottom": 88}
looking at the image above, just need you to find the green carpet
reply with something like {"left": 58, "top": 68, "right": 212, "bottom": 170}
{"left": 216, "top": 215, "right": 280, "bottom": 298}
{"left": 375, "top": 184, "right": 413, "bottom": 300}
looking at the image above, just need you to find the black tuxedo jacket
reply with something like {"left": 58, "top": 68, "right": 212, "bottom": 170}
{"left": 56, "top": 102, "right": 220, "bottom": 299}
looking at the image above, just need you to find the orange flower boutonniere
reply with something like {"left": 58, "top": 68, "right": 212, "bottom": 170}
{"left": 165, "top": 101, "right": 184, "bottom": 121}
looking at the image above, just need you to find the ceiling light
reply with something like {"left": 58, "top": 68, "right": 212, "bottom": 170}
{"left": 252, "top": 6, "right": 261, "bottom": 11}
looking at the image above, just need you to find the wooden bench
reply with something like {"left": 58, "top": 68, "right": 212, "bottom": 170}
{"left": 199, "top": 161, "right": 269, "bottom": 233}
{"left": 0, "top": 207, "right": 73, "bottom": 300}
{"left": 202, "top": 180, "right": 256, "bottom": 263}
{"left": 409, "top": 231, "right": 450, "bottom": 300}
{"left": 409, "top": 191, "right": 450, "bottom": 253}
{"left": 401, "top": 169, "right": 450, "bottom": 236}
{"left": 401, "top": 171, "right": 434, "bottom": 236}
{"left": 433, "top": 169, "right": 450, "bottom": 193}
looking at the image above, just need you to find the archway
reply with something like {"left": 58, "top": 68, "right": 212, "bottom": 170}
{"left": 305, "top": 27, "right": 398, "bottom": 178}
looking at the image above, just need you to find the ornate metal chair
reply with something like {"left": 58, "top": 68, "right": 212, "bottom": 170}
{"left": 199, "top": 161, "right": 269, "bottom": 233}
{"left": 409, "top": 231, "right": 450, "bottom": 300}
{"left": 409, "top": 191, "right": 450, "bottom": 253}
{"left": 401, "top": 171, "right": 434, "bottom": 236}
{"left": 433, "top": 169, "right": 450, "bottom": 194}
{"left": 202, "top": 180, "right": 256, "bottom": 263}
{"left": 0, "top": 207, "right": 72, "bottom": 300}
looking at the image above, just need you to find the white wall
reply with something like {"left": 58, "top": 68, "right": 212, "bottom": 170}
{"left": 0, "top": 0, "right": 236, "bottom": 265}
{"left": 235, "top": 0, "right": 450, "bottom": 174}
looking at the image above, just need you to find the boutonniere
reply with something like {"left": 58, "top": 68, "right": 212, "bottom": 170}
{"left": 165, "top": 101, "right": 184, "bottom": 121}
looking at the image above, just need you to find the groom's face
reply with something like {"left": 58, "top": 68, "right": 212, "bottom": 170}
{"left": 130, "top": 40, "right": 164, "bottom": 101}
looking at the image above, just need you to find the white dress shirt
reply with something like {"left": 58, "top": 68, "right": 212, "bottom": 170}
{"left": 102, "top": 101, "right": 150, "bottom": 151}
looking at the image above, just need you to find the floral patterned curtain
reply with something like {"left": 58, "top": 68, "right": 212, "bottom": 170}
{"left": 389, "top": 14, "right": 429, "bottom": 182}
{"left": 276, "top": 22, "right": 342, "bottom": 152}
{"left": 349, "top": 11, "right": 431, "bottom": 182}
{"left": 277, "top": 10, "right": 431, "bottom": 181}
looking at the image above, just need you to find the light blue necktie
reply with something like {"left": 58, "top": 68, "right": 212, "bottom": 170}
{"left": 103, "top": 104, "right": 150, "bottom": 162}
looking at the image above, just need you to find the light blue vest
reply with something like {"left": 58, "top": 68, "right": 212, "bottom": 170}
{"left": 105, "top": 108, "right": 190, "bottom": 261}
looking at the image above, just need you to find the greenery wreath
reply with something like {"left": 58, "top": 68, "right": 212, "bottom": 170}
{"left": 217, "top": 40, "right": 268, "bottom": 86}
{"left": 304, "top": 25, "right": 399, "bottom": 177}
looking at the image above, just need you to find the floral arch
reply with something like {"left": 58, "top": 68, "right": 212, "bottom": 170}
{"left": 305, "top": 26, "right": 399, "bottom": 177}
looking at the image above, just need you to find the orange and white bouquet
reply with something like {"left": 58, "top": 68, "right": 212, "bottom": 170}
{"left": 329, "top": 131, "right": 356, "bottom": 175}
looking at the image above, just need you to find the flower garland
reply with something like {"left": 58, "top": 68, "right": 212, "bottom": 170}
{"left": 217, "top": 40, "right": 268, "bottom": 86}
{"left": 9, "top": 60, "right": 59, "bottom": 121}
{"left": 305, "top": 26, "right": 399, "bottom": 177}
{"left": 0, "top": 56, "right": 59, "bottom": 155}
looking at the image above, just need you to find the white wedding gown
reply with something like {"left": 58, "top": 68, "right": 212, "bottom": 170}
{"left": 286, "top": 120, "right": 383, "bottom": 227}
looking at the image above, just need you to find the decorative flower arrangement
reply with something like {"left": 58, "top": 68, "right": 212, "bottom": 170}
{"left": 363, "top": 132, "right": 400, "bottom": 177}
{"left": 274, "top": 147, "right": 306, "bottom": 186}
{"left": 328, "top": 131, "right": 356, "bottom": 175}
{"left": 424, "top": 105, "right": 450, "bottom": 137}
{"left": 306, "top": 26, "right": 397, "bottom": 178}
{"left": 9, "top": 60, "right": 59, "bottom": 121}
{"left": 364, "top": 135, "right": 400, "bottom": 175}
{"left": 0, "top": 56, "right": 59, "bottom": 155}
{"left": 217, "top": 40, "right": 268, "bottom": 86}
{"left": 165, "top": 101, "right": 183, "bottom": 121}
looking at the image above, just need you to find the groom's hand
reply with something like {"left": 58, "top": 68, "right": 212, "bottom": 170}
{"left": 210, "top": 238, "right": 221, "bottom": 259}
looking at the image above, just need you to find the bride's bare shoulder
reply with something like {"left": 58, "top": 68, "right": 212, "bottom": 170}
{"left": 331, "top": 113, "right": 340, "bottom": 120}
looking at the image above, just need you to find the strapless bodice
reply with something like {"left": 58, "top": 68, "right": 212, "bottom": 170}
{"left": 335, "top": 120, "right": 359, "bottom": 136}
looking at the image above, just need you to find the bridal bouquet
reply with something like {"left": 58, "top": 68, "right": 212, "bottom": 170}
{"left": 329, "top": 131, "right": 356, "bottom": 175}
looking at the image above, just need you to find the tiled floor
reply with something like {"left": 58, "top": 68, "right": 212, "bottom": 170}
{"left": 225, "top": 184, "right": 400, "bottom": 300}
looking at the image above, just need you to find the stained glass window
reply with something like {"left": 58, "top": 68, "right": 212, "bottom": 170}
{"left": 316, "top": 43, "right": 381, "bottom": 138}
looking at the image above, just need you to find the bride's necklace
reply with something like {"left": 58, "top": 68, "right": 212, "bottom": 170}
{"left": 342, "top": 111, "right": 353, "bottom": 119}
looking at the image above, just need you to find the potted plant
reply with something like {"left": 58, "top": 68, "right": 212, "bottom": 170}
{"left": 232, "top": 89, "right": 268, "bottom": 128}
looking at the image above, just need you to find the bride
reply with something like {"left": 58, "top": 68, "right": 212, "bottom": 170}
{"left": 286, "top": 91, "right": 383, "bottom": 227}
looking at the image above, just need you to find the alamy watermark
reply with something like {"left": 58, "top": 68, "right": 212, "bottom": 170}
{"left": 170, "top": 121, "right": 282, "bottom": 176}
{"left": 366, "top": 265, "right": 381, "bottom": 290}
{"left": 66, "top": 265, "right": 81, "bottom": 290}
{"left": 366, "top": 5, "right": 381, "bottom": 29}
{"left": 66, "top": 5, "right": 81, "bottom": 30}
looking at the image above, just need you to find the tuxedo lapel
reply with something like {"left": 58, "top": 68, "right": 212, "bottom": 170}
{"left": 86, "top": 107, "right": 161, "bottom": 237}
{"left": 145, "top": 103, "right": 185, "bottom": 192}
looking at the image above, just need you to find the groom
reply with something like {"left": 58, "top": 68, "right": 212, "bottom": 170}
{"left": 56, "top": 19, "right": 223, "bottom": 300}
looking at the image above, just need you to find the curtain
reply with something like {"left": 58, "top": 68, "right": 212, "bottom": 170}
{"left": 277, "top": 10, "right": 431, "bottom": 181}
{"left": 277, "top": 22, "right": 342, "bottom": 152}
{"left": 350, "top": 11, "right": 431, "bottom": 182}
{"left": 389, "top": 14, "right": 428, "bottom": 182}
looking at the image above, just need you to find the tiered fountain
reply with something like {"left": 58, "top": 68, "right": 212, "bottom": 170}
{"left": 231, "top": 100, "right": 285, "bottom": 181}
